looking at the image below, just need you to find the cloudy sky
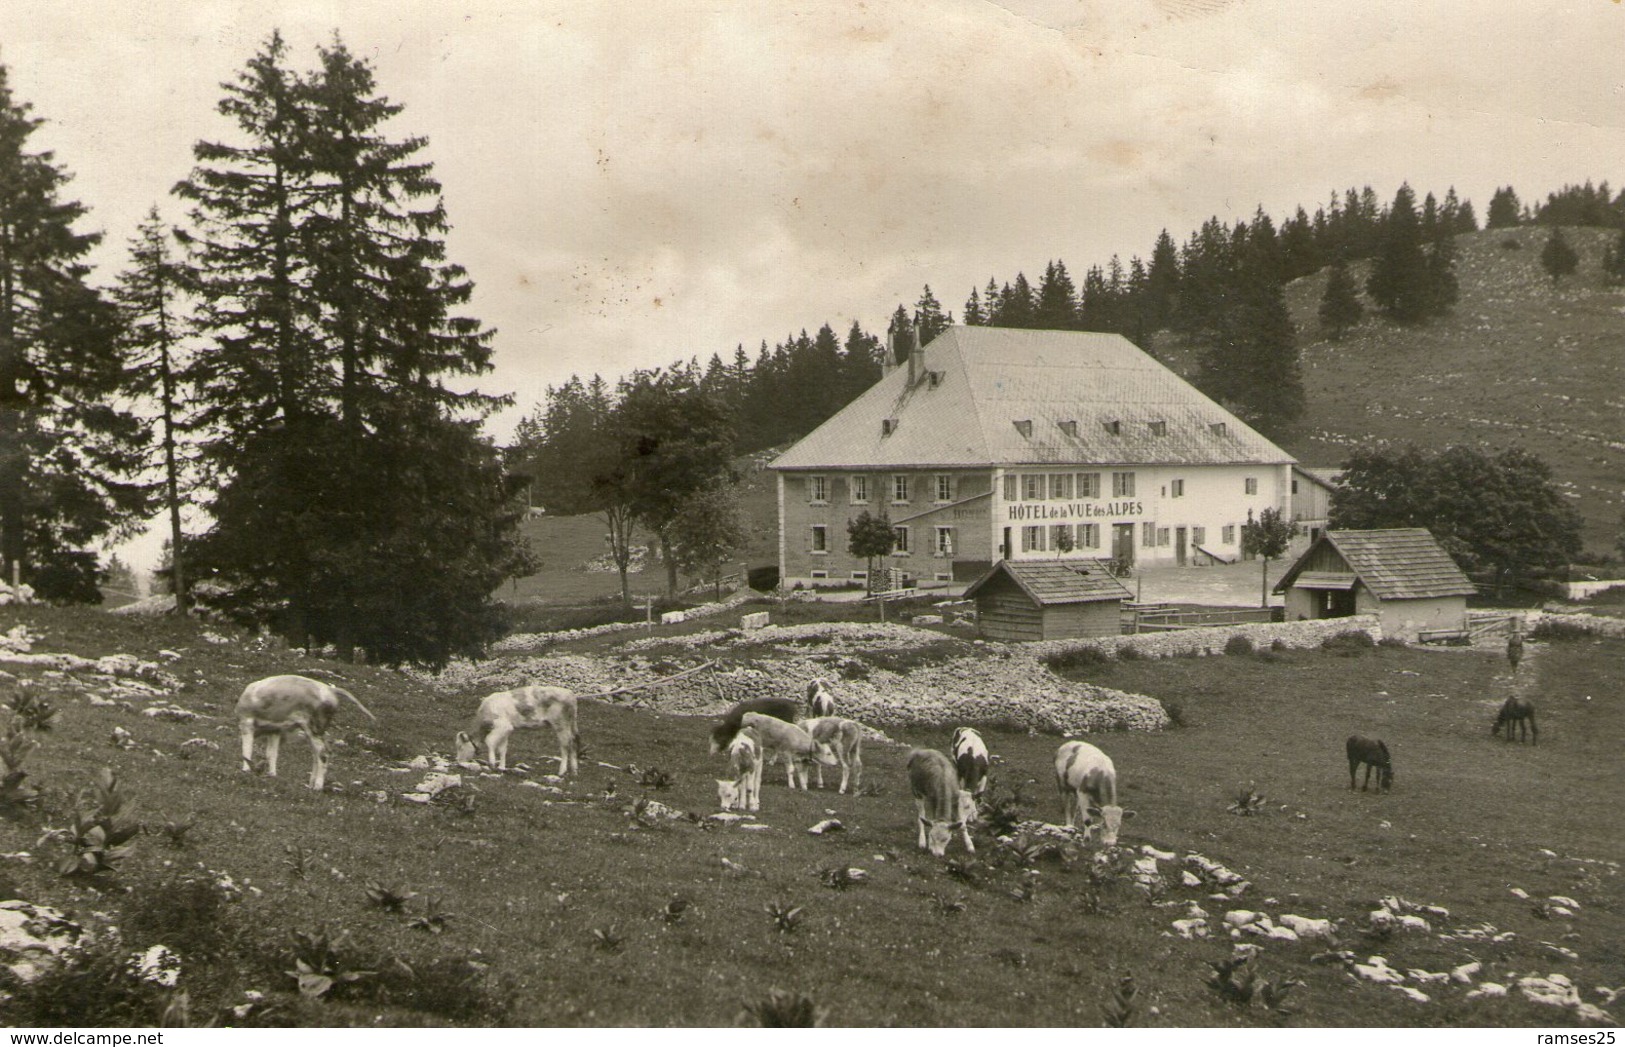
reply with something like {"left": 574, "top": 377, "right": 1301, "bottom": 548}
{"left": 6, "top": 0, "right": 1624, "bottom": 568}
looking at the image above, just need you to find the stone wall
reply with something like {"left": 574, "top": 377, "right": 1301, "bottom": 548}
{"left": 1027, "top": 614, "right": 1383, "bottom": 661}
{"left": 1531, "top": 610, "right": 1625, "bottom": 638}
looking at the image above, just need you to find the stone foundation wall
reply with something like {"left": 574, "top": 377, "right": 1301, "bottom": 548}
{"left": 1027, "top": 614, "right": 1383, "bottom": 660}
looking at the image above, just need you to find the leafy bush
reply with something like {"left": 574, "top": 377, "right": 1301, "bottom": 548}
{"left": 1042, "top": 646, "right": 1113, "bottom": 672}
{"left": 1321, "top": 630, "right": 1376, "bottom": 655}
{"left": 1223, "top": 634, "right": 1256, "bottom": 657}
{"left": 0, "top": 718, "right": 41, "bottom": 812}
{"left": 1531, "top": 618, "right": 1595, "bottom": 642}
{"left": 121, "top": 874, "right": 235, "bottom": 959}
{"left": 0, "top": 939, "right": 168, "bottom": 1026}
{"left": 1163, "top": 701, "right": 1188, "bottom": 729}
{"left": 286, "top": 929, "right": 376, "bottom": 1000}
{"left": 4, "top": 686, "right": 58, "bottom": 731}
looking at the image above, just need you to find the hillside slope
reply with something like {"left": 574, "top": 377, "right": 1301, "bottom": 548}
{"left": 1164, "top": 225, "right": 1623, "bottom": 552}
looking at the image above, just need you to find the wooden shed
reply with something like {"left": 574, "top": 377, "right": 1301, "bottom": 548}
{"left": 1273, "top": 528, "right": 1477, "bottom": 640}
{"left": 964, "top": 560, "right": 1133, "bottom": 642}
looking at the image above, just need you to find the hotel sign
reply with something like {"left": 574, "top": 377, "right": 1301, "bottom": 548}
{"left": 1007, "top": 501, "right": 1144, "bottom": 521}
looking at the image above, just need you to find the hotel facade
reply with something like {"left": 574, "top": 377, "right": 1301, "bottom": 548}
{"left": 770, "top": 326, "right": 1296, "bottom": 589}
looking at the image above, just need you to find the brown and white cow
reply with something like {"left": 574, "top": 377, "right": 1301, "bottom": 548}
{"left": 806, "top": 678, "right": 837, "bottom": 719}
{"left": 741, "top": 712, "right": 838, "bottom": 790}
{"left": 710, "top": 696, "right": 799, "bottom": 754}
{"left": 951, "top": 727, "right": 989, "bottom": 808}
{"left": 237, "top": 674, "right": 376, "bottom": 791}
{"left": 717, "top": 725, "right": 762, "bottom": 812}
{"left": 907, "top": 748, "right": 977, "bottom": 857}
{"left": 796, "top": 716, "right": 864, "bottom": 794}
{"left": 1054, "top": 740, "right": 1135, "bottom": 845}
{"left": 454, "top": 685, "right": 580, "bottom": 775}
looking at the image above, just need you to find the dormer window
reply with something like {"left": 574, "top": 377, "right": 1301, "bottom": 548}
{"left": 1014, "top": 420, "right": 1033, "bottom": 438}
{"left": 1209, "top": 422, "right": 1228, "bottom": 437}
{"left": 1103, "top": 419, "right": 1121, "bottom": 435}
{"left": 1149, "top": 420, "right": 1167, "bottom": 437}
{"left": 1058, "top": 420, "right": 1078, "bottom": 438}
{"left": 881, "top": 418, "right": 898, "bottom": 436}
{"left": 927, "top": 371, "right": 944, "bottom": 388}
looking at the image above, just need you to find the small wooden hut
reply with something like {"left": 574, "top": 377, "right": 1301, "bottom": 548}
{"left": 1273, "top": 528, "right": 1476, "bottom": 640}
{"left": 964, "top": 560, "right": 1133, "bottom": 642}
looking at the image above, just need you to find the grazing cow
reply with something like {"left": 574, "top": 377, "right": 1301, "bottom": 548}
{"left": 237, "top": 675, "right": 376, "bottom": 791}
{"left": 741, "top": 712, "right": 838, "bottom": 790}
{"left": 807, "top": 678, "right": 837, "bottom": 719}
{"left": 796, "top": 716, "right": 864, "bottom": 793}
{"left": 951, "top": 727, "right": 990, "bottom": 804}
{"left": 454, "top": 686, "right": 579, "bottom": 775}
{"left": 710, "top": 697, "right": 799, "bottom": 754}
{"left": 907, "top": 748, "right": 977, "bottom": 857}
{"left": 1054, "top": 740, "right": 1135, "bottom": 846}
{"left": 1492, "top": 696, "right": 1538, "bottom": 744}
{"left": 1346, "top": 735, "right": 1394, "bottom": 792}
{"left": 717, "top": 726, "right": 762, "bottom": 811}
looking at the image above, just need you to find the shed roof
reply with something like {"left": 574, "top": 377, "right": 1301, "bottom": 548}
{"left": 771, "top": 326, "right": 1295, "bottom": 470}
{"left": 963, "top": 559, "right": 1135, "bottom": 606}
{"left": 1274, "top": 528, "right": 1477, "bottom": 600}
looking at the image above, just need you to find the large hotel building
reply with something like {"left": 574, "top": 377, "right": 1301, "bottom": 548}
{"left": 770, "top": 326, "right": 1295, "bottom": 589}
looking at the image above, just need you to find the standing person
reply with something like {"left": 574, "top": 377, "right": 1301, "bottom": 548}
{"left": 1507, "top": 626, "right": 1525, "bottom": 673}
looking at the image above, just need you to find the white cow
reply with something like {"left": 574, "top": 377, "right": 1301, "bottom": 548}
{"left": 1054, "top": 740, "right": 1135, "bottom": 846}
{"left": 907, "top": 748, "right": 977, "bottom": 857}
{"left": 236, "top": 675, "right": 376, "bottom": 791}
{"left": 806, "top": 678, "right": 837, "bottom": 718}
{"left": 796, "top": 716, "right": 864, "bottom": 794}
{"left": 950, "top": 727, "right": 989, "bottom": 807}
{"left": 454, "top": 685, "right": 580, "bottom": 775}
{"left": 741, "top": 712, "right": 837, "bottom": 790}
{"left": 717, "top": 726, "right": 762, "bottom": 812}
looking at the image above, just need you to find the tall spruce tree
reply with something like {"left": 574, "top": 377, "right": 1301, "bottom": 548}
{"left": 914, "top": 286, "right": 950, "bottom": 344}
{"left": 1540, "top": 227, "right": 1579, "bottom": 281}
{"left": 175, "top": 33, "right": 530, "bottom": 665}
{"left": 1602, "top": 230, "right": 1625, "bottom": 287}
{"left": 1194, "top": 232, "right": 1303, "bottom": 430}
{"left": 1034, "top": 260, "right": 1078, "bottom": 329}
{"left": 1486, "top": 186, "right": 1522, "bottom": 229}
{"left": 1318, "top": 257, "right": 1363, "bottom": 340}
{"left": 0, "top": 65, "right": 148, "bottom": 601}
{"left": 1366, "top": 184, "right": 1432, "bottom": 324}
{"left": 113, "top": 208, "right": 197, "bottom": 613}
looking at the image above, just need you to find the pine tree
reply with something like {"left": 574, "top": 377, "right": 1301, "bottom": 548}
{"left": 112, "top": 208, "right": 197, "bottom": 613}
{"left": 0, "top": 65, "right": 149, "bottom": 601}
{"left": 1366, "top": 184, "right": 1432, "bottom": 324}
{"left": 1486, "top": 186, "right": 1522, "bottom": 229}
{"left": 1144, "top": 229, "right": 1181, "bottom": 331}
{"left": 1195, "top": 234, "right": 1303, "bottom": 430}
{"left": 176, "top": 34, "right": 529, "bottom": 665}
{"left": 1317, "top": 258, "right": 1363, "bottom": 340}
{"left": 1601, "top": 230, "right": 1625, "bottom": 287}
{"left": 1034, "top": 260, "right": 1078, "bottom": 329}
{"left": 914, "top": 286, "right": 949, "bottom": 344}
{"left": 1540, "top": 227, "right": 1579, "bottom": 281}
{"left": 961, "top": 286, "right": 985, "bottom": 326}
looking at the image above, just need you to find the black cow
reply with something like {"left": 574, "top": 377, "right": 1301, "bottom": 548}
{"left": 1346, "top": 735, "right": 1394, "bottom": 792}
{"left": 1492, "top": 696, "right": 1538, "bottom": 744}
{"left": 709, "top": 696, "right": 799, "bottom": 753}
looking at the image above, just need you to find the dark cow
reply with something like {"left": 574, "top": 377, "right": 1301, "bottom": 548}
{"left": 1492, "top": 696, "right": 1538, "bottom": 744}
{"left": 1346, "top": 735, "right": 1394, "bottom": 792}
{"left": 710, "top": 696, "right": 799, "bottom": 753}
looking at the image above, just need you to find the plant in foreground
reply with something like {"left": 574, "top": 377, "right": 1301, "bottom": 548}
{"left": 765, "top": 900, "right": 804, "bottom": 934}
{"left": 407, "top": 896, "right": 457, "bottom": 934}
{"left": 739, "top": 988, "right": 828, "bottom": 1027}
{"left": 364, "top": 881, "right": 419, "bottom": 913}
{"left": 0, "top": 719, "right": 41, "bottom": 811}
{"left": 590, "top": 925, "right": 624, "bottom": 952}
{"left": 1227, "top": 786, "right": 1268, "bottom": 816}
{"left": 1101, "top": 973, "right": 1137, "bottom": 1027}
{"left": 55, "top": 768, "right": 140, "bottom": 876}
{"left": 287, "top": 929, "right": 376, "bottom": 999}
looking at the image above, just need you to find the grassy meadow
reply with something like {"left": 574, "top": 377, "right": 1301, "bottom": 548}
{"left": 1, "top": 604, "right": 1620, "bottom": 1027}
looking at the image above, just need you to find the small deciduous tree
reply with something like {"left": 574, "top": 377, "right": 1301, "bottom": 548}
{"left": 846, "top": 511, "right": 894, "bottom": 595}
{"left": 1241, "top": 507, "right": 1298, "bottom": 609}
{"left": 668, "top": 485, "right": 748, "bottom": 601}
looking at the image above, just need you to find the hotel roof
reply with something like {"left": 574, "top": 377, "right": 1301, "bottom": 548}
{"left": 771, "top": 326, "right": 1295, "bottom": 471}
